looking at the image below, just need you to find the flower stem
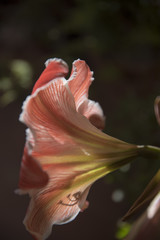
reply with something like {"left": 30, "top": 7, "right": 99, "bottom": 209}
{"left": 138, "top": 145, "right": 160, "bottom": 159}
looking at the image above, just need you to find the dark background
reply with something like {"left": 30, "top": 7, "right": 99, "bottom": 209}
{"left": 1, "top": 0, "right": 160, "bottom": 239}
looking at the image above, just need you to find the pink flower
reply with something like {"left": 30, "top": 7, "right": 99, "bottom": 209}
{"left": 17, "top": 58, "right": 138, "bottom": 240}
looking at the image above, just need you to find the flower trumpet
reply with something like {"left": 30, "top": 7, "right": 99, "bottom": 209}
{"left": 17, "top": 58, "right": 150, "bottom": 240}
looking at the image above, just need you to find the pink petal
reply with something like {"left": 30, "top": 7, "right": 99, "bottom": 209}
{"left": 32, "top": 58, "right": 68, "bottom": 94}
{"left": 68, "top": 60, "right": 105, "bottom": 129}
{"left": 78, "top": 99, "right": 105, "bottom": 130}
{"left": 68, "top": 59, "right": 94, "bottom": 109}
{"left": 23, "top": 164, "right": 110, "bottom": 240}
{"left": 18, "top": 146, "right": 48, "bottom": 191}
{"left": 24, "top": 192, "right": 80, "bottom": 240}
{"left": 78, "top": 185, "right": 91, "bottom": 211}
{"left": 23, "top": 166, "right": 90, "bottom": 240}
{"left": 20, "top": 78, "right": 78, "bottom": 157}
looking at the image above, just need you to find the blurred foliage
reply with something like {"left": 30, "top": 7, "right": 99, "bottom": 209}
{"left": 0, "top": 59, "right": 32, "bottom": 105}
{"left": 1, "top": 0, "right": 160, "bottom": 239}
{"left": 115, "top": 222, "right": 131, "bottom": 239}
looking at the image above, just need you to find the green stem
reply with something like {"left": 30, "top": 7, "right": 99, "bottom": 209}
{"left": 138, "top": 145, "right": 160, "bottom": 159}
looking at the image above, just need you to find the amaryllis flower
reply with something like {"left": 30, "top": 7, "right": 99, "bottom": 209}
{"left": 17, "top": 58, "right": 139, "bottom": 240}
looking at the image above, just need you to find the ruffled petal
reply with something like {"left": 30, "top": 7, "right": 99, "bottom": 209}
{"left": 68, "top": 59, "right": 94, "bottom": 109}
{"left": 32, "top": 58, "right": 68, "bottom": 94}
{"left": 68, "top": 60, "right": 105, "bottom": 130}
{"left": 78, "top": 99, "right": 105, "bottom": 130}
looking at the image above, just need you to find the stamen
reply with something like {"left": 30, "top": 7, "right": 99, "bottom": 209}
{"left": 59, "top": 191, "right": 81, "bottom": 206}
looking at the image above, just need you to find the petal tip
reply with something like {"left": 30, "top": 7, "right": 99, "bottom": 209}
{"left": 72, "top": 59, "right": 86, "bottom": 66}
{"left": 45, "top": 58, "right": 68, "bottom": 69}
{"left": 80, "top": 201, "right": 89, "bottom": 212}
{"left": 73, "top": 58, "right": 81, "bottom": 63}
